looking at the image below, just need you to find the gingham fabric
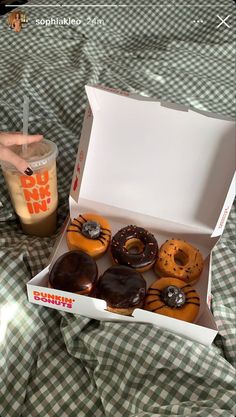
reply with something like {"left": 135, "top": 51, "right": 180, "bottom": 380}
{"left": 0, "top": 1, "right": 236, "bottom": 416}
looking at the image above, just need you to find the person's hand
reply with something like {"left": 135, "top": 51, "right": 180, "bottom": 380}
{"left": 0, "top": 132, "right": 43, "bottom": 175}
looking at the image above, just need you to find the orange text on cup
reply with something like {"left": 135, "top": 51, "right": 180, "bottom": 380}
{"left": 20, "top": 171, "right": 51, "bottom": 214}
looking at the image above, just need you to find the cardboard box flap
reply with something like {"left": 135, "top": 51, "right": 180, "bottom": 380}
{"left": 71, "top": 85, "right": 235, "bottom": 235}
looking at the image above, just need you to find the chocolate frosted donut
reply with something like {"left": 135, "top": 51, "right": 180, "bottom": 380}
{"left": 111, "top": 225, "right": 158, "bottom": 272}
{"left": 48, "top": 250, "right": 98, "bottom": 295}
{"left": 96, "top": 265, "right": 146, "bottom": 315}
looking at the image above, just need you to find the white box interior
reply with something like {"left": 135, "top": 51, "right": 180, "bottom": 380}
{"left": 78, "top": 86, "right": 235, "bottom": 235}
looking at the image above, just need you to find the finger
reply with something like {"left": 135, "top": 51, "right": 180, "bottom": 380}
{"left": 0, "top": 133, "right": 43, "bottom": 146}
{"left": 0, "top": 144, "right": 33, "bottom": 175}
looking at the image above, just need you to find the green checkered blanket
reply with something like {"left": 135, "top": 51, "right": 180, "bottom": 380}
{"left": 0, "top": 1, "right": 236, "bottom": 416}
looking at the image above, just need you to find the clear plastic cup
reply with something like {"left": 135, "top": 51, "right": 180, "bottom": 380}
{"left": 1, "top": 139, "right": 58, "bottom": 237}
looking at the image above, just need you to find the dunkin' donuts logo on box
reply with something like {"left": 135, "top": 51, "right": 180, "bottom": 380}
{"left": 33, "top": 291, "right": 75, "bottom": 309}
{"left": 20, "top": 171, "right": 51, "bottom": 214}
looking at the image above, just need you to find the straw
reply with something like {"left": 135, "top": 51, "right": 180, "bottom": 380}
{"left": 22, "top": 96, "right": 29, "bottom": 155}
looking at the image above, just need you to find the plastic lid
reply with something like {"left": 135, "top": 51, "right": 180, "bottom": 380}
{"left": 0, "top": 139, "right": 58, "bottom": 172}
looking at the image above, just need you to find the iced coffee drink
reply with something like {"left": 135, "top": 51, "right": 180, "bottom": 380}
{"left": 1, "top": 139, "right": 58, "bottom": 237}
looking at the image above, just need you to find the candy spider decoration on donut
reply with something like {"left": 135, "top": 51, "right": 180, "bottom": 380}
{"left": 144, "top": 277, "right": 200, "bottom": 323}
{"left": 154, "top": 239, "right": 204, "bottom": 283}
{"left": 111, "top": 225, "right": 158, "bottom": 272}
{"left": 66, "top": 213, "right": 111, "bottom": 258}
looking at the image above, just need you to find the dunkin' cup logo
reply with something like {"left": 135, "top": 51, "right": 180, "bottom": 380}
{"left": 20, "top": 171, "right": 51, "bottom": 214}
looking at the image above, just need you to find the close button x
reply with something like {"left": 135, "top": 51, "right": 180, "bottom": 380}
{"left": 216, "top": 15, "right": 231, "bottom": 28}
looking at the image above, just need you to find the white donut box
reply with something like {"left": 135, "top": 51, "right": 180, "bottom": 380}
{"left": 27, "top": 85, "right": 236, "bottom": 346}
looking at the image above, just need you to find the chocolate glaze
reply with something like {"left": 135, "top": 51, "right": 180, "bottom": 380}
{"left": 49, "top": 250, "right": 98, "bottom": 293}
{"left": 96, "top": 265, "right": 146, "bottom": 308}
{"left": 111, "top": 225, "right": 158, "bottom": 269}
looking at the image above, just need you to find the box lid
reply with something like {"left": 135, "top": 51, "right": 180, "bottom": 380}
{"left": 71, "top": 85, "right": 235, "bottom": 236}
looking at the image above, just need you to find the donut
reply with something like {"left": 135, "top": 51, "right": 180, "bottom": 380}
{"left": 144, "top": 277, "right": 200, "bottom": 323}
{"left": 154, "top": 239, "right": 204, "bottom": 283}
{"left": 48, "top": 250, "right": 98, "bottom": 295}
{"left": 111, "top": 225, "right": 158, "bottom": 272}
{"left": 66, "top": 213, "right": 111, "bottom": 258}
{"left": 96, "top": 265, "right": 146, "bottom": 316}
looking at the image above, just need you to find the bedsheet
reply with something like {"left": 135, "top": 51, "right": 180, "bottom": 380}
{"left": 0, "top": 1, "right": 236, "bottom": 416}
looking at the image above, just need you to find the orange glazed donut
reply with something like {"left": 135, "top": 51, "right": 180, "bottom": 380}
{"left": 144, "top": 277, "right": 200, "bottom": 323}
{"left": 66, "top": 213, "right": 111, "bottom": 258}
{"left": 154, "top": 239, "right": 204, "bottom": 284}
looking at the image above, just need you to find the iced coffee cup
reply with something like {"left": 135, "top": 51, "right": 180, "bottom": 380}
{"left": 1, "top": 139, "right": 58, "bottom": 237}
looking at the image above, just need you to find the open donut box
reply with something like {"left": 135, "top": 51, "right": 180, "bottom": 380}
{"left": 27, "top": 85, "right": 236, "bottom": 346}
